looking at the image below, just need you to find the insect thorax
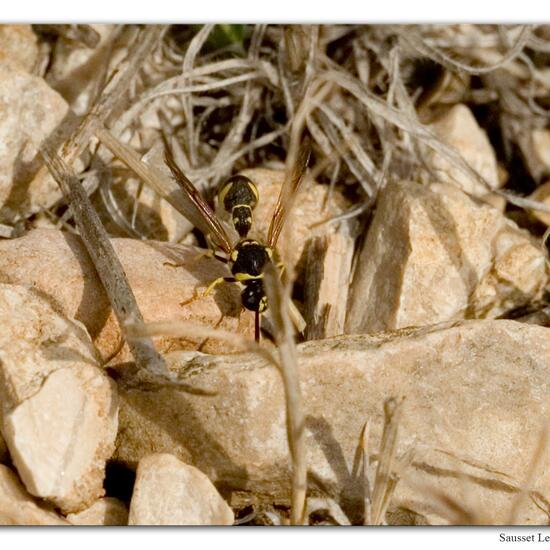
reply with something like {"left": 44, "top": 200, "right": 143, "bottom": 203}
{"left": 230, "top": 239, "right": 271, "bottom": 278}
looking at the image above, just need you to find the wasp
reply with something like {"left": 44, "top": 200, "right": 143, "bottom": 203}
{"left": 163, "top": 138, "right": 310, "bottom": 342}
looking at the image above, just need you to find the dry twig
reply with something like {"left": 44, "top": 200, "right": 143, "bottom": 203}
{"left": 40, "top": 146, "right": 166, "bottom": 377}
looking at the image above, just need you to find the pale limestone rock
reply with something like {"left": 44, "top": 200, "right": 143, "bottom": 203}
{"left": 4, "top": 366, "right": 118, "bottom": 514}
{"left": 0, "top": 465, "right": 68, "bottom": 525}
{"left": 424, "top": 104, "right": 500, "bottom": 197}
{"left": 0, "top": 283, "right": 118, "bottom": 514}
{"left": 0, "top": 25, "right": 38, "bottom": 72}
{"left": 0, "top": 282, "right": 99, "bottom": 408}
{"left": 66, "top": 497, "right": 128, "bottom": 526}
{"left": 515, "top": 128, "right": 550, "bottom": 183}
{"left": 129, "top": 454, "right": 233, "bottom": 525}
{"left": 345, "top": 181, "right": 547, "bottom": 334}
{"left": 529, "top": 180, "right": 550, "bottom": 226}
{"left": 0, "top": 61, "right": 70, "bottom": 223}
{"left": 532, "top": 129, "right": 550, "bottom": 173}
{"left": 303, "top": 232, "right": 355, "bottom": 339}
{"left": 115, "top": 320, "right": 550, "bottom": 525}
{"left": 0, "top": 229, "right": 253, "bottom": 360}
{"left": 480, "top": 191, "right": 506, "bottom": 212}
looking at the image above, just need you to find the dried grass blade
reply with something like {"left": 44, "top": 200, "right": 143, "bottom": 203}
{"left": 319, "top": 69, "right": 493, "bottom": 194}
{"left": 65, "top": 25, "right": 166, "bottom": 166}
{"left": 362, "top": 420, "right": 373, "bottom": 525}
{"left": 263, "top": 263, "right": 307, "bottom": 525}
{"left": 93, "top": 124, "right": 196, "bottom": 235}
{"left": 370, "top": 397, "right": 404, "bottom": 524}
{"left": 40, "top": 146, "right": 166, "bottom": 377}
{"left": 400, "top": 24, "right": 531, "bottom": 75}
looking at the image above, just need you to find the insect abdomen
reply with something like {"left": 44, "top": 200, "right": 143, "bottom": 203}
{"left": 218, "top": 175, "right": 258, "bottom": 238}
{"left": 241, "top": 279, "right": 267, "bottom": 312}
{"left": 219, "top": 175, "right": 258, "bottom": 211}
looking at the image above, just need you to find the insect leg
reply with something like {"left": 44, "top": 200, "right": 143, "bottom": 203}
{"left": 204, "top": 276, "right": 237, "bottom": 297}
{"left": 179, "top": 276, "right": 236, "bottom": 307}
{"left": 255, "top": 310, "right": 261, "bottom": 343}
{"left": 163, "top": 248, "right": 229, "bottom": 268}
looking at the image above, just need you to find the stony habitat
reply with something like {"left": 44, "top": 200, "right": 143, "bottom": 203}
{"left": 1, "top": 23, "right": 550, "bottom": 526}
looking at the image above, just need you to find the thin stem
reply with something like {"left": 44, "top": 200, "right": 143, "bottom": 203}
{"left": 41, "top": 146, "right": 166, "bottom": 377}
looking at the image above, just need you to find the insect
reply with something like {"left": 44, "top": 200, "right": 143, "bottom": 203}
{"left": 163, "top": 138, "right": 310, "bottom": 342}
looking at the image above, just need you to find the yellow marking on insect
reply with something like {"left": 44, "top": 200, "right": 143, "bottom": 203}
{"left": 259, "top": 296, "right": 268, "bottom": 312}
{"left": 250, "top": 181, "right": 259, "bottom": 202}
{"left": 217, "top": 180, "right": 232, "bottom": 207}
{"left": 235, "top": 272, "right": 263, "bottom": 282}
{"left": 233, "top": 203, "right": 251, "bottom": 210}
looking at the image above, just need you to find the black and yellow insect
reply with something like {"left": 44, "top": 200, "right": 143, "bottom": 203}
{"left": 163, "top": 139, "right": 310, "bottom": 342}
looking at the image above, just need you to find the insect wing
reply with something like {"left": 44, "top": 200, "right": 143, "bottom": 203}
{"left": 267, "top": 138, "right": 311, "bottom": 249}
{"left": 163, "top": 141, "right": 233, "bottom": 255}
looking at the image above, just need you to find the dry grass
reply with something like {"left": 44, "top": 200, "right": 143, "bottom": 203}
{"left": 33, "top": 24, "right": 550, "bottom": 241}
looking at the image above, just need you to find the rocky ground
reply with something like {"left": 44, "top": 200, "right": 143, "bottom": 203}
{"left": 1, "top": 24, "right": 550, "bottom": 526}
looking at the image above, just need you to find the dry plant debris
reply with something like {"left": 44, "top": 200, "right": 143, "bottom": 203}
{"left": 0, "top": 23, "right": 550, "bottom": 525}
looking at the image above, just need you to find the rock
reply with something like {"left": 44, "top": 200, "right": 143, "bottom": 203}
{"left": 424, "top": 104, "right": 500, "bottom": 197}
{"left": 115, "top": 320, "right": 550, "bottom": 525}
{"left": 345, "top": 180, "right": 547, "bottom": 335}
{"left": 0, "top": 283, "right": 118, "bottom": 513}
{"left": 0, "top": 25, "right": 38, "bottom": 72}
{"left": 532, "top": 129, "right": 550, "bottom": 174}
{"left": 0, "top": 229, "right": 253, "bottom": 360}
{"left": 4, "top": 367, "right": 119, "bottom": 514}
{"left": 480, "top": 191, "right": 506, "bottom": 212}
{"left": 0, "top": 282, "right": 99, "bottom": 408}
{"left": 303, "top": 232, "right": 355, "bottom": 339}
{"left": 529, "top": 180, "right": 550, "bottom": 226}
{"left": 66, "top": 497, "right": 128, "bottom": 525}
{"left": 0, "top": 464, "right": 68, "bottom": 525}
{"left": 0, "top": 61, "right": 70, "bottom": 223}
{"left": 128, "top": 453, "right": 233, "bottom": 525}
